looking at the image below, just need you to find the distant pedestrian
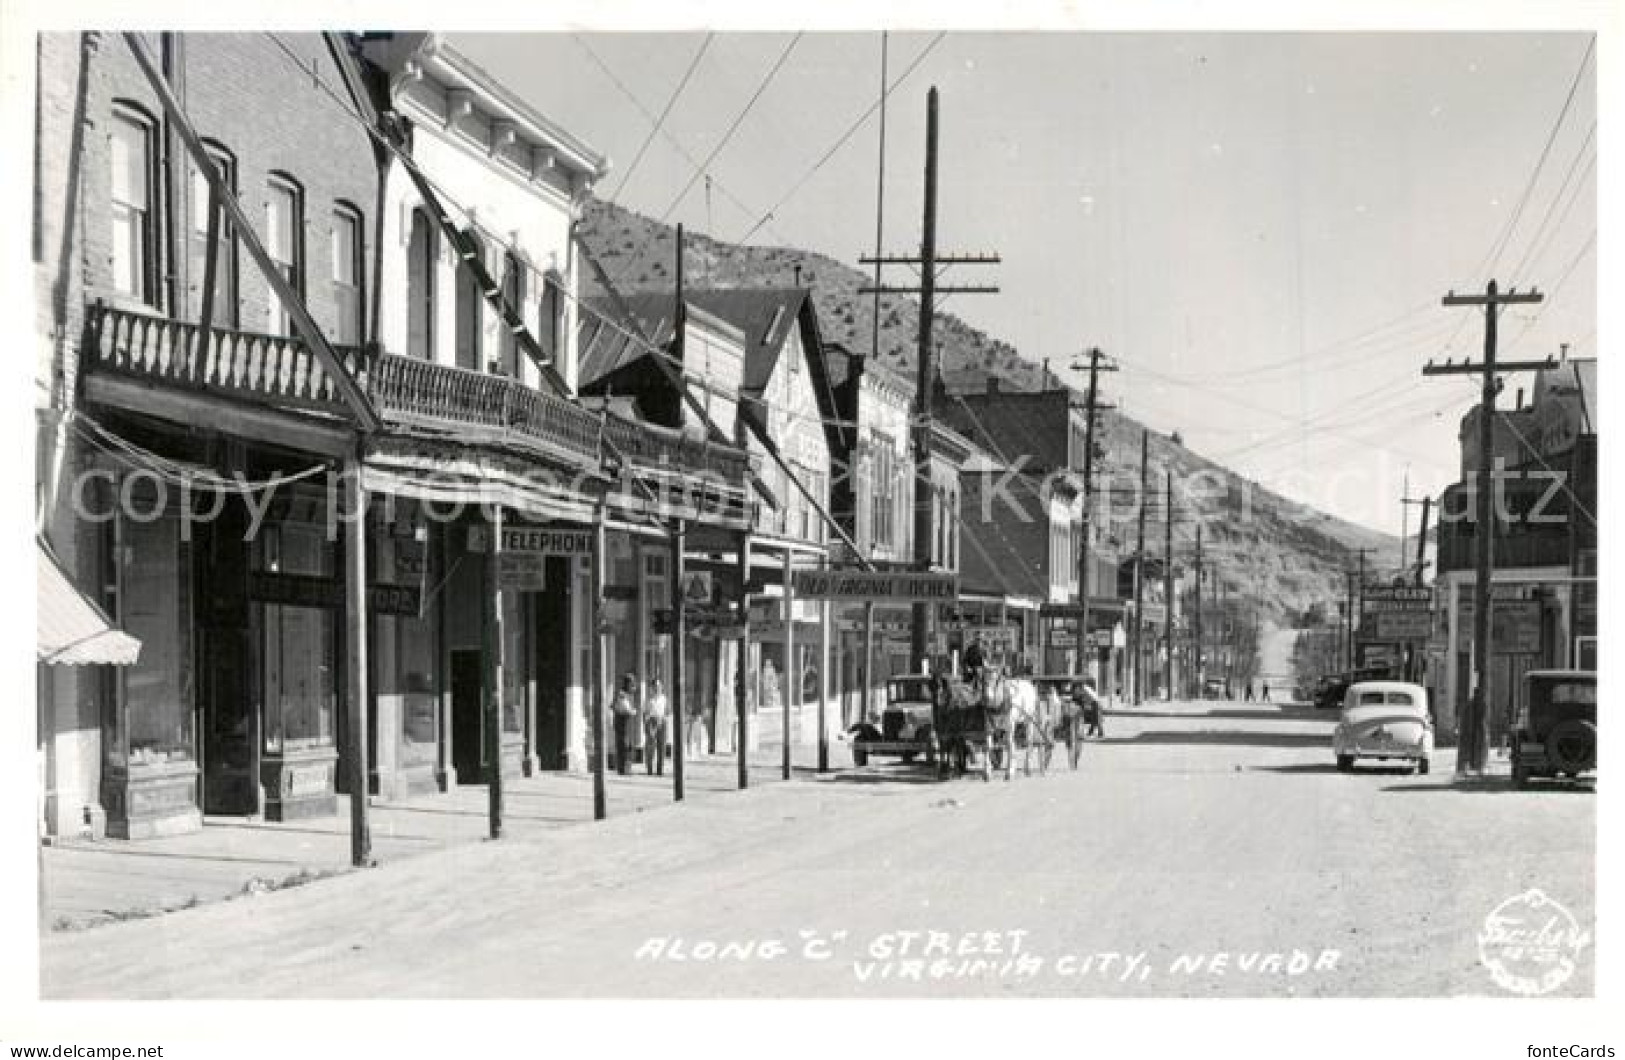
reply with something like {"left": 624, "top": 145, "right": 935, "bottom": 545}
{"left": 1245, "top": 681, "right": 1255, "bottom": 702}
{"left": 963, "top": 637, "right": 986, "bottom": 682}
{"left": 1076, "top": 677, "right": 1105, "bottom": 739}
{"left": 644, "top": 678, "right": 670, "bottom": 776}
{"left": 612, "top": 673, "right": 639, "bottom": 775}
{"left": 1262, "top": 682, "right": 1271, "bottom": 702}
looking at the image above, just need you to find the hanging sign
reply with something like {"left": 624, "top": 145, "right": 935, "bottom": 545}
{"left": 790, "top": 570, "right": 957, "bottom": 601}
{"left": 500, "top": 527, "right": 593, "bottom": 556}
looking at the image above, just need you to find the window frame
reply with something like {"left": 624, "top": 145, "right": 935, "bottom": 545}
{"left": 188, "top": 140, "right": 239, "bottom": 327}
{"left": 406, "top": 207, "right": 437, "bottom": 361}
{"left": 109, "top": 102, "right": 160, "bottom": 307}
{"left": 330, "top": 202, "right": 365, "bottom": 347}
{"left": 264, "top": 172, "right": 306, "bottom": 336}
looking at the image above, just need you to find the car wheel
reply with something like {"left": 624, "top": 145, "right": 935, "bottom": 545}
{"left": 1416, "top": 757, "right": 1430, "bottom": 775}
{"left": 900, "top": 752, "right": 917, "bottom": 764}
{"left": 852, "top": 746, "right": 869, "bottom": 767}
{"left": 1547, "top": 719, "right": 1597, "bottom": 774}
{"left": 1336, "top": 755, "right": 1354, "bottom": 772}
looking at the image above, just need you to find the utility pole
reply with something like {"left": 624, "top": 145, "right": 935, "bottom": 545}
{"left": 1344, "top": 570, "right": 1357, "bottom": 671}
{"left": 1164, "top": 471, "right": 1174, "bottom": 702}
{"left": 1193, "top": 525, "right": 1203, "bottom": 696}
{"left": 1424, "top": 280, "right": 1549, "bottom": 773}
{"left": 1401, "top": 486, "right": 1431, "bottom": 584}
{"left": 1073, "top": 347, "right": 1117, "bottom": 683}
{"left": 1345, "top": 546, "right": 1377, "bottom": 672}
{"left": 1412, "top": 497, "right": 1432, "bottom": 587}
{"left": 671, "top": 227, "right": 687, "bottom": 802}
{"left": 1132, "top": 430, "right": 1148, "bottom": 704}
{"left": 859, "top": 86, "right": 999, "bottom": 672}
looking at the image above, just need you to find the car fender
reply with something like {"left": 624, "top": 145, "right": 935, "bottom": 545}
{"left": 848, "top": 722, "right": 882, "bottom": 743}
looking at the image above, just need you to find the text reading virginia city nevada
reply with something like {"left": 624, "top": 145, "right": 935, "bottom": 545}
{"left": 8, "top": 0, "right": 1619, "bottom": 1051}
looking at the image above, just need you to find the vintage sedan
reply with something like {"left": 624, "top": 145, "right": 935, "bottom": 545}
{"left": 1333, "top": 681, "right": 1433, "bottom": 774}
{"left": 849, "top": 675, "right": 937, "bottom": 767}
{"left": 1511, "top": 669, "right": 1596, "bottom": 787}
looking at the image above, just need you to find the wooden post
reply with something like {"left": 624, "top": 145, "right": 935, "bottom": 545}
{"left": 782, "top": 547, "right": 795, "bottom": 781}
{"left": 862, "top": 600, "right": 875, "bottom": 721}
{"left": 818, "top": 558, "right": 831, "bottom": 773}
{"left": 737, "top": 531, "right": 752, "bottom": 790}
{"left": 671, "top": 520, "right": 686, "bottom": 802}
{"left": 343, "top": 455, "right": 371, "bottom": 867}
{"left": 483, "top": 505, "right": 505, "bottom": 839}
{"left": 591, "top": 503, "right": 608, "bottom": 819}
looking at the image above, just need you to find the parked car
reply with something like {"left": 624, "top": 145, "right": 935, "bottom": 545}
{"left": 1511, "top": 669, "right": 1596, "bottom": 787}
{"left": 1313, "top": 666, "right": 1392, "bottom": 710}
{"left": 849, "top": 675, "right": 937, "bottom": 766}
{"left": 1334, "top": 680, "right": 1433, "bottom": 774}
{"left": 1202, "top": 677, "right": 1227, "bottom": 699}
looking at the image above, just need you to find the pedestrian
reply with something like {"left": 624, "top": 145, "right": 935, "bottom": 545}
{"left": 1262, "top": 682, "right": 1271, "bottom": 702}
{"left": 1076, "top": 676, "right": 1105, "bottom": 739}
{"left": 644, "top": 678, "right": 670, "bottom": 776}
{"left": 963, "top": 637, "right": 986, "bottom": 682}
{"left": 1245, "top": 681, "right": 1255, "bottom": 702}
{"left": 687, "top": 700, "right": 709, "bottom": 760}
{"left": 612, "top": 673, "right": 638, "bottom": 775}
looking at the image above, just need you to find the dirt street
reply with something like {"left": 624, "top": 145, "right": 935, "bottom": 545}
{"left": 41, "top": 699, "right": 1595, "bottom": 999}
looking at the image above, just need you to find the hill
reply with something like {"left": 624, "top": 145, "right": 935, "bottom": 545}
{"left": 577, "top": 198, "right": 1400, "bottom": 622}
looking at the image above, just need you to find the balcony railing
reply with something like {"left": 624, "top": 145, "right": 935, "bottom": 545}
{"left": 84, "top": 302, "right": 750, "bottom": 492}
{"left": 601, "top": 414, "right": 751, "bottom": 483}
{"left": 86, "top": 301, "right": 364, "bottom": 415}
{"left": 367, "top": 352, "right": 604, "bottom": 464}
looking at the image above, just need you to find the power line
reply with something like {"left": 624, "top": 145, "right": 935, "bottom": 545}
{"left": 1467, "top": 36, "right": 1595, "bottom": 284}
{"left": 574, "top": 35, "right": 791, "bottom": 247}
{"left": 1508, "top": 120, "right": 1596, "bottom": 281}
{"left": 735, "top": 32, "right": 947, "bottom": 244}
{"left": 603, "top": 34, "right": 714, "bottom": 205}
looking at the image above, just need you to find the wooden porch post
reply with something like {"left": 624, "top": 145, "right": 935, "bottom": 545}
{"left": 343, "top": 454, "right": 372, "bottom": 867}
{"left": 670, "top": 520, "right": 686, "bottom": 802}
{"left": 737, "top": 531, "right": 752, "bottom": 790}
{"left": 782, "top": 546, "right": 795, "bottom": 781}
{"left": 818, "top": 556, "right": 831, "bottom": 773}
{"left": 483, "top": 504, "right": 505, "bottom": 839}
{"left": 592, "top": 501, "right": 609, "bottom": 819}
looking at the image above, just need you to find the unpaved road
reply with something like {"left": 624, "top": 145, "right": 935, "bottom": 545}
{"left": 42, "top": 699, "right": 1594, "bottom": 999}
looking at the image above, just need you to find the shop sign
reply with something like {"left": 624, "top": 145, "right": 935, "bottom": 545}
{"left": 1456, "top": 598, "right": 1542, "bottom": 654}
{"left": 500, "top": 527, "right": 593, "bottom": 556}
{"left": 1362, "top": 586, "right": 1433, "bottom": 613}
{"left": 1050, "top": 629, "right": 1077, "bottom": 648}
{"left": 248, "top": 572, "right": 421, "bottom": 617}
{"left": 963, "top": 625, "right": 1018, "bottom": 651}
{"left": 1087, "top": 630, "right": 1113, "bottom": 649}
{"left": 1374, "top": 611, "right": 1433, "bottom": 641}
{"left": 498, "top": 552, "right": 548, "bottom": 592}
{"left": 680, "top": 571, "right": 714, "bottom": 606}
{"left": 790, "top": 570, "right": 957, "bottom": 601}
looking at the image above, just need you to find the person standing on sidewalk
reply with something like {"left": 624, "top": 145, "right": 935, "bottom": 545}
{"left": 612, "top": 673, "right": 639, "bottom": 775}
{"left": 644, "top": 678, "right": 670, "bottom": 776}
{"left": 1076, "top": 677, "right": 1105, "bottom": 739}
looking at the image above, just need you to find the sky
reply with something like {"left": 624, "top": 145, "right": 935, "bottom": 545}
{"left": 455, "top": 28, "right": 1598, "bottom": 544}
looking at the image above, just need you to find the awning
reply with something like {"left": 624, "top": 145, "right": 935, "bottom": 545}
{"left": 37, "top": 542, "right": 141, "bottom": 666}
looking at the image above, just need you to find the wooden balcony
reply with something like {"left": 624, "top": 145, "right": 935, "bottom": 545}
{"left": 83, "top": 302, "right": 751, "bottom": 496}
{"left": 85, "top": 300, "right": 364, "bottom": 417}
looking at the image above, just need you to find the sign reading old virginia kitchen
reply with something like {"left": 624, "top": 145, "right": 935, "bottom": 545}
{"left": 790, "top": 570, "right": 958, "bottom": 601}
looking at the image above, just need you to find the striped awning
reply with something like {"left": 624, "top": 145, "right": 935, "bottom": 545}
{"left": 37, "top": 541, "right": 141, "bottom": 666}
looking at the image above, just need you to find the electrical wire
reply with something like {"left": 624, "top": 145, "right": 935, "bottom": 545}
{"left": 609, "top": 33, "right": 804, "bottom": 290}
{"left": 734, "top": 32, "right": 947, "bottom": 245}
{"left": 603, "top": 34, "right": 714, "bottom": 206}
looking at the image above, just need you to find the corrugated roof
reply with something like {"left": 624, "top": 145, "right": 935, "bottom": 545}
{"left": 37, "top": 541, "right": 140, "bottom": 666}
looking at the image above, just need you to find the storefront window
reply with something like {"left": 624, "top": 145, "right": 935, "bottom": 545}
{"left": 260, "top": 524, "right": 336, "bottom": 753}
{"left": 122, "top": 515, "right": 192, "bottom": 765}
{"left": 375, "top": 529, "right": 438, "bottom": 764}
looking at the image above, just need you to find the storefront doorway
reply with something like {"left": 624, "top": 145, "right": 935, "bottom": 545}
{"left": 450, "top": 648, "right": 485, "bottom": 782}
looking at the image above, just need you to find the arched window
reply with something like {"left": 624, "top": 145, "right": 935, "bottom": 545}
{"left": 497, "top": 253, "right": 521, "bottom": 376}
{"left": 110, "top": 102, "right": 159, "bottom": 305}
{"left": 406, "top": 208, "right": 435, "bottom": 360}
{"left": 454, "top": 229, "right": 482, "bottom": 372}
